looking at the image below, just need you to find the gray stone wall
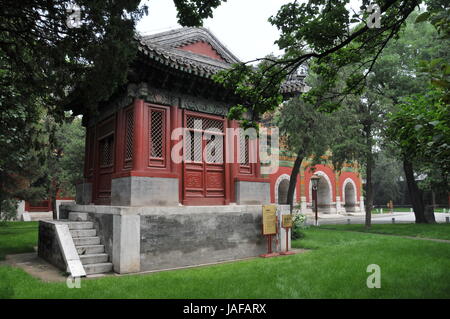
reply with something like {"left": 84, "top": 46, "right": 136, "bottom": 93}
{"left": 53, "top": 204, "right": 269, "bottom": 274}
{"left": 89, "top": 213, "right": 114, "bottom": 258}
{"left": 140, "top": 206, "right": 265, "bottom": 271}
{"left": 37, "top": 221, "right": 66, "bottom": 271}
{"left": 111, "top": 176, "right": 179, "bottom": 206}
{"left": 235, "top": 181, "right": 270, "bottom": 205}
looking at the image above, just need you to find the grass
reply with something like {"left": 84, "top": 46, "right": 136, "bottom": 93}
{"left": 320, "top": 223, "right": 450, "bottom": 240}
{"left": 1, "top": 221, "right": 450, "bottom": 298}
{"left": 0, "top": 222, "right": 38, "bottom": 260}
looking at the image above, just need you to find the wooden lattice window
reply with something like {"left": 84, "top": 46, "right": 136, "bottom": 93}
{"left": 149, "top": 107, "right": 166, "bottom": 167}
{"left": 205, "top": 133, "right": 223, "bottom": 164}
{"left": 239, "top": 132, "right": 251, "bottom": 174}
{"left": 186, "top": 115, "right": 224, "bottom": 132}
{"left": 185, "top": 115, "right": 224, "bottom": 163}
{"left": 185, "top": 130, "right": 202, "bottom": 162}
{"left": 99, "top": 134, "right": 114, "bottom": 167}
{"left": 124, "top": 108, "right": 134, "bottom": 168}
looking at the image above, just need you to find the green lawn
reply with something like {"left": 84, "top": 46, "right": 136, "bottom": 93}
{"left": 320, "top": 223, "right": 450, "bottom": 240}
{"left": 0, "top": 222, "right": 38, "bottom": 260}
{"left": 1, "top": 221, "right": 450, "bottom": 298}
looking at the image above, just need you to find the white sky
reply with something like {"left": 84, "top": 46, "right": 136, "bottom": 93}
{"left": 137, "top": 0, "right": 361, "bottom": 63}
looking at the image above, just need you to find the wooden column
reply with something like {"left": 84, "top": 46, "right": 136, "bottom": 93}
{"left": 132, "top": 98, "right": 146, "bottom": 173}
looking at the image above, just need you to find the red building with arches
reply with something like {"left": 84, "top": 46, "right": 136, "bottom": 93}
{"left": 268, "top": 153, "right": 364, "bottom": 214}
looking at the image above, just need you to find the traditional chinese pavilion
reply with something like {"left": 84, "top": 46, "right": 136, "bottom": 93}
{"left": 75, "top": 27, "right": 284, "bottom": 207}
{"left": 39, "top": 27, "right": 361, "bottom": 277}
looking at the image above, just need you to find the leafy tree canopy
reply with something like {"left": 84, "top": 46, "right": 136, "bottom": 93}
{"left": 0, "top": 0, "right": 229, "bottom": 208}
{"left": 214, "top": 0, "right": 448, "bottom": 126}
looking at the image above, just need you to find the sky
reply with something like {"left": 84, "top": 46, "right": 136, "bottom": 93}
{"left": 136, "top": 0, "right": 361, "bottom": 62}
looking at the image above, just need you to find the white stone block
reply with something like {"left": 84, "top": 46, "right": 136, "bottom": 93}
{"left": 54, "top": 223, "right": 86, "bottom": 277}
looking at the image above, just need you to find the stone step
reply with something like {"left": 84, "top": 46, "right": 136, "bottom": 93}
{"left": 70, "top": 229, "right": 97, "bottom": 238}
{"left": 73, "top": 236, "right": 100, "bottom": 246}
{"left": 76, "top": 245, "right": 105, "bottom": 255}
{"left": 67, "top": 221, "right": 94, "bottom": 230}
{"left": 83, "top": 262, "right": 113, "bottom": 275}
{"left": 28, "top": 212, "right": 53, "bottom": 221}
{"left": 79, "top": 253, "right": 109, "bottom": 265}
{"left": 69, "top": 212, "right": 88, "bottom": 221}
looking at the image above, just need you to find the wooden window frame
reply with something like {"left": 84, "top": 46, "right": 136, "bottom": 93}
{"left": 148, "top": 105, "right": 170, "bottom": 168}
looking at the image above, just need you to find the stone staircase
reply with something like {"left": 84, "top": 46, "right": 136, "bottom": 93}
{"left": 67, "top": 212, "right": 113, "bottom": 275}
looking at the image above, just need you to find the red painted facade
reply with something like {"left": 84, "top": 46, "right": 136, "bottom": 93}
{"left": 25, "top": 196, "right": 75, "bottom": 212}
{"left": 268, "top": 162, "right": 362, "bottom": 205}
{"left": 84, "top": 98, "right": 263, "bottom": 206}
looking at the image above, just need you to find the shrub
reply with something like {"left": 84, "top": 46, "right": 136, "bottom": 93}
{"left": 291, "top": 211, "right": 308, "bottom": 240}
{"left": 0, "top": 199, "right": 19, "bottom": 222}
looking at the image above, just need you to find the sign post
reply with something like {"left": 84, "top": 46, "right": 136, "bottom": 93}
{"left": 280, "top": 214, "right": 295, "bottom": 255}
{"left": 260, "top": 205, "right": 279, "bottom": 258}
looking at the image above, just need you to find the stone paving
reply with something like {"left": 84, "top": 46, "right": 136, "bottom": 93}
{"left": 305, "top": 212, "right": 450, "bottom": 225}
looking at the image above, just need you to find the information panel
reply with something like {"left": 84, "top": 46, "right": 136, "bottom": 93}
{"left": 282, "top": 214, "right": 293, "bottom": 228}
{"left": 262, "top": 205, "right": 277, "bottom": 235}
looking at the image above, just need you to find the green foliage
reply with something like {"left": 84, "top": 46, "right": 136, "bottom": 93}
{"left": 387, "top": 87, "right": 450, "bottom": 177}
{"left": 291, "top": 212, "right": 308, "bottom": 240}
{"left": 274, "top": 96, "right": 332, "bottom": 160}
{"left": 214, "top": 58, "right": 285, "bottom": 127}
{"left": 0, "top": 1, "right": 221, "bottom": 207}
{"left": 0, "top": 101, "right": 50, "bottom": 207}
{"left": 46, "top": 115, "right": 86, "bottom": 198}
{"left": 213, "top": 0, "right": 433, "bottom": 125}
{"left": 173, "top": 0, "right": 226, "bottom": 26}
{"left": 372, "top": 150, "right": 405, "bottom": 205}
{"left": 0, "top": 199, "right": 19, "bottom": 222}
{"left": 0, "top": 0, "right": 147, "bottom": 210}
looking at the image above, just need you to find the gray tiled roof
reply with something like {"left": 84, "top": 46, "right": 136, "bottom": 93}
{"left": 137, "top": 27, "right": 306, "bottom": 94}
{"left": 141, "top": 27, "right": 240, "bottom": 64}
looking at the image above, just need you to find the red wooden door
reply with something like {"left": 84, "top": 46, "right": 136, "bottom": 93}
{"left": 94, "top": 117, "right": 115, "bottom": 205}
{"left": 183, "top": 112, "right": 225, "bottom": 205}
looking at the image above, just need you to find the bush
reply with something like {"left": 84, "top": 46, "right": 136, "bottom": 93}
{"left": 0, "top": 199, "right": 19, "bottom": 222}
{"left": 291, "top": 211, "right": 308, "bottom": 240}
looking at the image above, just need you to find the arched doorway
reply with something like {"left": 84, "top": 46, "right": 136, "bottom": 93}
{"left": 309, "top": 172, "right": 332, "bottom": 213}
{"left": 278, "top": 179, "right": 290, "bottom": 204}
{"left": 343, "top": 179, "right": 357, "bottom": 212}
{"left": 275, "top": 174, "right": 296, "bottom": 204}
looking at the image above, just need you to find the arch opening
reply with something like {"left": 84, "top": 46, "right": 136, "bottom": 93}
{"left": 344, "top": 181, "right": 357, "bottom": 212}
{"left": 316, "top": 175, "right": 332, "bottom": 213}
{"left": 277, "top": 179, "right": 290, "bottom": 204}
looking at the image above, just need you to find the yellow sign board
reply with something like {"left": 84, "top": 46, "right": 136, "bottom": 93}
{"left": 262, "top": 205, "right": 277, "bottom": 235}
{"left": 282, "top": 214, "right": 293, "bottom": 228}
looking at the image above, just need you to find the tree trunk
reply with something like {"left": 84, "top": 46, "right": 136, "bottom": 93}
{"left": 431, "top": 189, "right": 436, "bottom": 209}
{"left": 363, "top": 121, "right": 374, "bottom": 230}
{"left": 403, "top": 158, "right": 427, "bottom": 223}
{"left": 287, "top": 150, "right": 304, "bottom": 214}
{"left": 51, "top": 189, "right": 58, "bottom": 220}
{"left": 364, "top": 151, "right": 374, "bottom": 229}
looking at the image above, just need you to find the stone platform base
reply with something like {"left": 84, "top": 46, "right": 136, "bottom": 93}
{"left": 56, "top": 204, "right": 277, "bottom": 274}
